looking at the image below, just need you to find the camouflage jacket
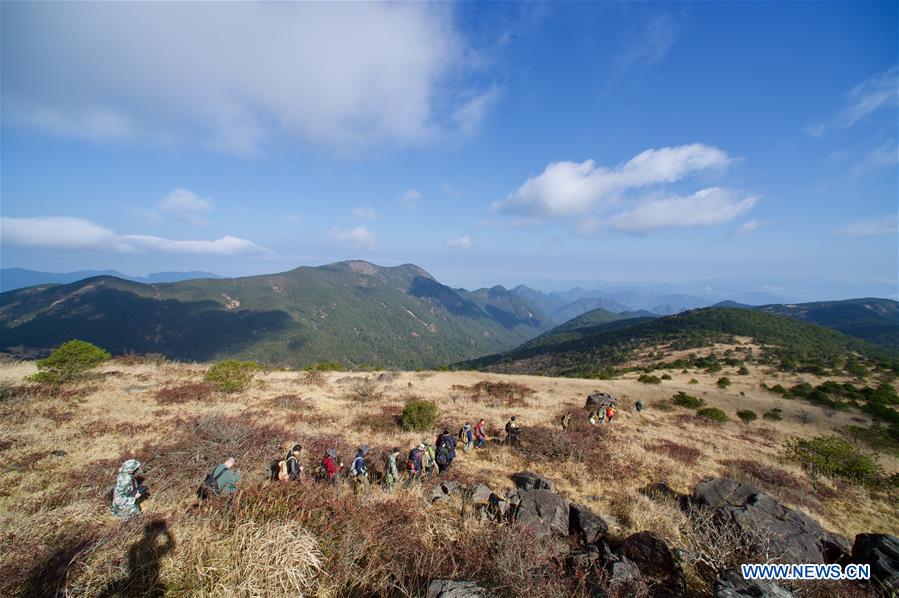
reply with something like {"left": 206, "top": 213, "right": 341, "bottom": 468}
{"left": 111, "top": 459, "right": 141, "bottom": 517}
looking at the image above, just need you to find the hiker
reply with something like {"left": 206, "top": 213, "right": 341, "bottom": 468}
{"left": 349, "top": 445, "right": 371, "bottom": 495}
{"left": 635, "top": 399, "right": 644, "bottom": 413}
{"left": 596, "top": 404, "right": 607, "bottom": 425}
{"left": 200, "top": 457, "right": 240, "bottom": 499}
{"left": 279, "top": 444, "right": 303, "bottom": 481}
{"left": 606, "top": 404, "right": 616, "bottom": 424}
{"left": 321, "top": 448, "right": 343, "bottom": 487}
{"left": 504, "top": 416, "right": 521, "bottom": 447}
{"left": 474, "top": 419, "right": 486, "bottom": 448}
{"left": 436, "top": 427, "right": 457, "bottom": 473}
{"left": 460, "top": 422, "right": 474, "bottom": 452}
{"left": 422, "top": 441, "right": 437, "bottom": 479}
{"left": 111, "top": 459, "right": 148, "bottom": 518}
{"left": 405, "top": 443, "right": 424, "bottom": 488}
{"left": 561, "top": 412, "right": 572, "bottom": 432}
{"left": 383, "top": 447, "right": 401, "bottom": 490}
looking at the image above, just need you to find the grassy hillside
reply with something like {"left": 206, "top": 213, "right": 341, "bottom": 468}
{"left": 460, "top": 307, "right": 899, "bottom": 378}
{"left": 0, "top": 261, "right": 552, "bottom": 369}
{"left": 756, "top": 298, "right": 899, "bottom": 350}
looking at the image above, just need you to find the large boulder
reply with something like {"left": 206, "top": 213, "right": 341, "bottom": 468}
{"left": 619, "top": 531, "right": 686, "bottom": 598}
{"left": 569, "top": 502, "right": 608, "bottom": 545}
{"left": 431, "top": 480, "right": 462, "bottom": 502}
{"left": 852, "top": 533, "right": 899, "bottom": 591}
{"left": 511, "top": 471, "right": 556, "bottom": 493}
{"left": 714, "top": 568, "right": 794, "bottom": 598}
{"left": 466, "top": 484, "right": 494, "bottom": 506}
{"left": 606, "top": 557, "right": 648, "bottom": 596}
{"left": 427, "top": 579, "right": 490, "bottom": 598}
{"left": 693, "top": 478, "right": 850, "bottom": 564}
{"left": 585, "top": 392, "right": 614, "bottom": 409}
{"left": 513, "top": 489, "right": 569, "bottom": 537}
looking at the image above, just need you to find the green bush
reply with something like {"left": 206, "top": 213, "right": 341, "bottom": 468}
{"left": 696, "top": 407, "right": 728, "bottom": 422}
{"left": 688, "top": 378, "right": 699, "bottom": 385}
{"left": 204, "top": 360, "right": 258, "bottom": 393}
{"left": 671, "top": 391, "right": 704, "bottom": 409}
{"left": 305, "top": 362, "right": 344, "bottom": 372}
{"left": 638, "top": 374, "right": 662, "bottom": 384}
{"left": 401, "top": 399, "right": 438, "bottom": 432}
{"left": 737, "top": 366, "right": 750, "bottom": 375}
{"left": 763, "top": 408, "right": 783, "bottom": 421}
{"left": 736, "top": 410, "right": 757, "bottom": 424}
{"left": 787, "top": 436, "right": 883, "bottom": 486}
{"left": 31, "top": 339, "right": 110, "bottom": 384}
{"left": 661, "top": 373, "right": 672, "bottom": 380}
{"left": 717, "top": 377, "right": 731, "bottom": 389}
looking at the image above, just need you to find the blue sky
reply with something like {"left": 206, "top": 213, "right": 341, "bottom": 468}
{"left": 1, "top": 2, "right": 896, "bottom": 297}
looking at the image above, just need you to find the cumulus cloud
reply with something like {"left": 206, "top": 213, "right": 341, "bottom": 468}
{"left": 398, "top": 189, "right": 422, "bottom": 209}
{"left": 1, "top": 2, "right": 494, "bottom": 154}
{"left": 609, "top": 188, "right": 758, "bottom": 232}
{"left": 498, "top": 144, "right": 732, "bottom": 217}
{"left": 352, "top": 207, "right": 377, "bottom": 220}
{"left": 807, "top": 66, "right": 898, "bottom": 136}
{"left": 836, "top": 214, "right": 898, "bottom": 237}
{"left": 157, "top": 188, "right": 214, "bottom": 225}
{"left": 446, "top": 235, "right": 473, "bottom": 249}
{"left": 329, "top": 226, "right": 376, "bottom": 249}
{"left": 0, "top": 216, "right": 267, "bottom": 255}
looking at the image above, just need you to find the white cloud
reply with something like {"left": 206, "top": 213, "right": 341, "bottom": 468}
{"left": 446, "top": 235, "right": 473, "bottom": 249}
{"left": 0, "top": 216, "right": 267, "bottom": 255}
{"left": 2, "top": 3, "right": 493, "bottom": 154}
{"left": 398, "top": 188, "right": 422, "bottom": 209}
{"left": 352, "top": 207, "right": 377, "bottom": 220}
{"left": 609, "top": 188, "right": 758, "bottom": 232}
{"left": 853, "top": 140, "right": 899, "bottom": 175}
{"left": 737, "top": 219, "right": 762, "bottom": 235}
{"left": 498, "top": 144, "right": 732, "bottom": 217}
{"left": 836, "top": 214, "right": 898, "bottom": 237}
{"left": 157, "top": 188, "right": 213, "bottom": 225}
{"left": 808, "top": 66, "right": 898, "bottom": 135}
{"left": 329, "top": 226, "right": 376, "bottom": 249}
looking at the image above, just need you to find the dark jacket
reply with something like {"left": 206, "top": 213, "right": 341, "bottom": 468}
{"left": 286, "top": 454, "right": 301, "bottom": 480}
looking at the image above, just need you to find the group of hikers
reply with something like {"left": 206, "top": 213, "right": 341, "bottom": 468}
{"left": 110, "top": 415, "right": 530, "bottom": 516}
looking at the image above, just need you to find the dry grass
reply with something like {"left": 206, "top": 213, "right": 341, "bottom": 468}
{"left": 0, "top": 360, "right": 896, "bottom": 596}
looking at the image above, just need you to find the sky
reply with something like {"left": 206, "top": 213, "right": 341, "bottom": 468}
{"left": 1, "top": 2, "right": 897, "bottom": 297}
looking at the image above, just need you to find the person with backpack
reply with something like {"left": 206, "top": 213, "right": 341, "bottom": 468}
{"left": 460, "top": 422, "right": 474, "bottom": 452}
{"left": 504, "top": 416, "right": 521, "bottom": 447}
{"left": 405, "top": 443, "right": 424, "bottom": 488}
{"left": 278, "top": 444, "right": 303, "bottom": 482}
{"left": 111, "top": 458, "right": 148, "bottom": 517}
{"left": 321, "top": 448, "right": 342, "bottom": 486}
{"left": 206, "top": 457, "right": 240, "bottom": 496}
{"left": 635, "top": 399, "right": 644, "bottom": 413}
{"left": 383, "top": 447, "right": 401, "bottom": 490}
{"left": 422, "top": 441, "right": 437, "bottom": 480}
{"left": 474, "top": 419, "right": 486, "bottom": 448}
{"left": 606, "top": 404, "right": 616, "bottom": 423}
{"left": 349, "top": 445, "right": 371, "bottom": 495}
{"left": 437, "top": 427, "right": 457, "bottom": 472}
{"left": 561, "top": 412, "right": 572, "bottom": 432}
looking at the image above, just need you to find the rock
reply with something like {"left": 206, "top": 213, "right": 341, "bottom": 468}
{"left": 50, "top": 450, "right": 67, "bottom": 457}
{"left": 641, "top": 481, "right": 690, "bottom": 509}
{"left": 467, "top": 484, "right": 494, "bottom": 506}
{"left": 377, "top": 372, "right": 396, "bottom": 383}
{"left": 693, "top": 478, "right": 850, "bottom": 564}
{"left": 619, "top": 531, "right": 686, "bottom": 597}
{"left": 852, "top": 533, "right": 899, "bottom": 591}
{"left": 585, "top": 392, "right": 614, "bottom": 409}
{"left": 511, "top": 471, "right": 556, "bottom": 493}
{"left": 567, "top": 543, "right": 602, "bottom": 569}
{"left": 606, "top": 557, "right": 648, "bottom": 596}
{"left": 569, "top": 502, "right": 608, "bottom": 545}
{"left": 714, "top": 568, "right": 794, "bottom": 598}
{"left": 426, "top": 579, "right": 490, "bottom": 598}
{"left": 431, "top": 480, "right": 462, "bottom": 503}
{"left": 513, "top": 489, "right": 569, "bottom": 537}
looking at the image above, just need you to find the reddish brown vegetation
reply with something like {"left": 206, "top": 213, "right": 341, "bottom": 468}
{"left": 645, "top": 440, "right": 702, "bottom": 466}
{"left": 154, "top": 382, "right": 216, "bottom": 404}
{"left": 454, "top": 380, "right": 536, "bottom": 407}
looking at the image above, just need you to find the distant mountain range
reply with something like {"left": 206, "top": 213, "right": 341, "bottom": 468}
{"left": 0, "top": 268, "right": 223, "bottom": 292}
{"left": 0, "top": 261, "right": 553, "bottom": 368}
{"left": 459, "top": 303, "right": 899, "bottom": 377}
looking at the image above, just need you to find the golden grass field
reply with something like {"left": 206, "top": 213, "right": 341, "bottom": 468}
{"left": 0, "top": 352, "right": 896, "bottom": 596}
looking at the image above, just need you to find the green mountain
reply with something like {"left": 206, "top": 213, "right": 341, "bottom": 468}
{"left": 0, "top": 261, "right": 552, "bottom": 369}
{"left": 755, "top": 298, "right": 899, "bottom": 350}
{"left": 458, "top": 306, "right": 898, "bottom": 377}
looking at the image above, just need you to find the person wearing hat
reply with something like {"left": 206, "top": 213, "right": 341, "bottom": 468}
{"left": 350, "top": 445, "right": 371, "bottom": 495}
{"left": 382, "top": 447, "right": 401, "bottom": 490}
{"left": 111, "top": 458, "right": 147, "bottom": 518}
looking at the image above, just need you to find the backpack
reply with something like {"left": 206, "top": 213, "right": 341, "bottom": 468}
{"left": 349, "top": 457, "right": 361, "bottom": 477}
{"left": 198, "top": 466, "right": 226, "bottom": 500}
{"left": 505, "top": 421, "right": 512, "bottom": 434}
{"left": 435, "top": 444, "right": 449, "bottom": 467}
{"left": 277, "top": 459, "right": 289, "bottom": 481}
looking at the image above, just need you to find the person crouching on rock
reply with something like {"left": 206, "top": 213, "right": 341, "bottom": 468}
{"left": 111, "top": 458, "right": 148, "bottom": 518}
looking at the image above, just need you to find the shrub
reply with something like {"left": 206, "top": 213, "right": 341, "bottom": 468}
{"left": 645, "top": 439, "right": 702, "bottom": 465}
{"left": 301, "top": 369, "right": 326, "bottom": 387}
{"left": 401, "top": 399, "right": 438, "bottom": 432}
{"left": 155, "top": 382, "right": 216, "bottom": 404}
{"left": 661, "top": 373, "right": 672, "bottom": 380}
{"left": 717, "top": 377, "right": 731, "bottom": 389}
{"left": 689, "top": 378, "right": 699, "bottom": 385}
{"left": 736, "top": 410, "right": 757, "bottom": 424}
{"left": 460, "top": 380, "right": 535, "bottom": 407}
{"left": 787, "top": 436, "right": 883, "bottom": 487}
{"left": 31, "top": 340, "right": 110, "bottom": 384}
{"left": 762, "top": 408, "right": 783, "bottom": 421}
{"left": 204, "top": 360, "right": 258, "bottom": 393}
{"left": 348, "top": 378, "right": 382, "bottom": 403}
{"left": 671, "top": 391, "right": 704, "bottom": 409}
{"left": 696, "top": 407, "right": 728, "bottom": 422}
{"left": 768, "top": 384, "right": 787, "bottom": 395}
{"left": 638, "top": 374, "right": 662, "bottom": 384}
{"left": 306, "top": 362, "right": 344, "bottom": 371}
{"left": 737, "top": 366, "right": 750, "bottom": 375}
